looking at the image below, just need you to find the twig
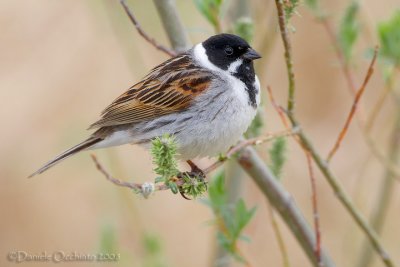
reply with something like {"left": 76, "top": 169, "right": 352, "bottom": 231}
{"left": 320, "top": 18, "right": 358, "bottom": 96}
{"left": 268, "top": 86, "right": 323, "bottom": 265}
{"left": 204, "top": 128, "right": 299, "bottom": 174}
{"left": 91, "top": 154, "right": 142, "bottom": 190}
{"left": 91, "top": 129, "right": 296, "bottom": 194}
{"left": 356, "top": 103, "right": 400, "bottom": 267}
{"left": 267, "top": 204, "right": 291, "bottom": 267}
{"left": 365, "top": 70, "right": 397, "bottom": 133}
{"left": 316, "top": 11, "right": 400, "bottom": 178}
{"left": 305, "top": 152, "right": 321, "bottom": 266}
{"left": 326, "top": 47, "right": 379, "bottom": 162}
{"left": 119, "top": 0, "right": 177, "bottom": 57}
{"left": 152, "top": 0, "right": 191, "bottom": 53}
{"left": 91, "top": 154, "right": 173, "bottom": 194}
{"left": 274, "top": 2, "right": 395, "bottom": 266}
{"left": 114, "top": 1, "right": 336, "bottom": 266}
{"left": 293, "top": 125, "right": 395, "bottom": 267}
{"left": 237, "top": 147, "right": 335, "bottom": 267}
{"left": 267, "top": 86, "right": 290, "bottom": 128}
{"left": 274, "top": 0, "right": 296, "bottom": 114}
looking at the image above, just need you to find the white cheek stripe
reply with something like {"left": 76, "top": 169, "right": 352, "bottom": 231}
{"left": 193, "top": 43, "right": 220, "bottom": 72}
{"left": 193, "top": 43, "right": 243, "bottom": 75}
{"left": 227, "top": 59, "right": 243, "bottom": 74}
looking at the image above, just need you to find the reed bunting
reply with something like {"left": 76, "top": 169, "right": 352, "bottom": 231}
{"left": 30, "top": 34, "right": 261, "bottom": 177}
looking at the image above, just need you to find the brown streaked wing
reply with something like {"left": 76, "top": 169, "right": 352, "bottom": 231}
{"left": 88, "top": 54, "right": 214, "bottom": 130}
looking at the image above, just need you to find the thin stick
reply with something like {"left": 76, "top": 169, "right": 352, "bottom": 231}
{"left": 305, "top": 152, "right": 321, "bottom": 266}
{"left": 91, "top": 154, "right": 142, "bottom": 190}
{"left": 91, "top": 129, "right": 297, "bottom": 193}
{"left": 320, "top": 18, "right": 358, "bottom": 96}
{"left": 326, "top": 47, "right": 379, "bottom": 162}
{"left": 267, "top": 86, "right": 322, "bottom": 265}
{"left": 119, "top": 0, "right": 177, "bottom": 57}
{"left": 267, "top": 204, "right": 291, "bottom": 267}
{"left": 274, "top": 2, "right": 395, "bottom": 264}
{"left": 267, "top": 86, "right": 290, "bottom": 128}
{"left": 274, "top": 0, "right": 296, "bottom": 114}
{"left": 204, "top": 128, "right": 299, "bottom": 174}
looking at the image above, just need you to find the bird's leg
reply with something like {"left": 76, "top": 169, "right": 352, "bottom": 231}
{"left": 186, "top": 160, "right": 206, "bottom": 178}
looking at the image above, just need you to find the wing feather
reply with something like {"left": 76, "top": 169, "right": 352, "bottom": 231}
{"left": 89, "top": 54, "right": 214, "bottom": 130}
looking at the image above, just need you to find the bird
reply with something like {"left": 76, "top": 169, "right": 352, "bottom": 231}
{"left": 29, "top": 33, "right": 261, "bottom": 177}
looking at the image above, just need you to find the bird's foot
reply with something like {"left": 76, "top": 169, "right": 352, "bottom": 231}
{"left": 177, "top": 160, "right": 207, "bottom": 200}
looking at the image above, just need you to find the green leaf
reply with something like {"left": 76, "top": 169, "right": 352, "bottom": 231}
{"left": 338, "top": 1, "right": 360, "bottom": 63}
{"left": 305, "top": 0, "right": 318, "bottom": 10}
{"left": 268, "top": 137, "right": 287, "bottom": 179}
{"left": 208, "top": 171, "right": 227, "bottom": 211}
{"left": 180, "top": 173, "right": 208, "bottom": 198}
{"left": 233, "top": 17, "right": 254, "bottom": 43}
{"left": 378, "top": 10, "right": 400, "bottom": 66}
{"left": 142, "top": 233, "right": 169, "bottom": 267}
{"left": 99, "top": 224, "right": 117, "bottom": 254}
{"left": 233, "top": 199, "right": 256, "bottom": 239}
{"left": 207, "top": 172, "right": 256, "bottom": 263}
{"left": 168, "top": 182, "right": 179, "bottom": 194}
{"left": 194, "top": 0, "right": 224, "bottom": 28}
{"left": 151, "top": 134, "right": 179, "bottom": 180}
{"left": 284, "top": 0, "right": 300, "bottom": 22}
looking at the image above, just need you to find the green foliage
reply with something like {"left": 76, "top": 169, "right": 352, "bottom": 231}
{"left": 151, "top": 134, "right": 207, "bottom": 198}
{"left": 339, "top": 1, "right": 360, "bottom": 63}
{"left": 268, "top": 137, "right": 287, "bottom": 179}
{"left": 207, "top": 171, "right": 256, "bottom": 262}
{"left": 233, "top": 17, "right": 254, "bottom": 43}
{"left": 378, "top": 10, "right": 400, "bottom": 66}
{"left": 245, "top": 112, "right": 263, "bottom": 138}
{"left": 304, "top": 0, "right": 318, "bottom": 11}
{"left": 151, "top": 134, "right": 179, "bottom": 179}
{"left": 194, "top": 0, "right": 224, "bottom": 30}
{"left": 283, "top": 0, "right": 300, "bottom": 22}
{"left": 151, "top": 134, "right": 180, "bottom": 194}
{"left": 142, "top": 233, "right": 168, "bottom": 267}
{"left": 179, "top": 173, "right": 208, "bottom": 198}
{"left": 99, "top": 223, "right": 118, "bottom": 254}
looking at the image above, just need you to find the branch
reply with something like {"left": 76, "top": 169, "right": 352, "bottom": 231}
{"left": 274, "top": 2, "right": 395, "bottom": 266}
{"left": 114, "top": 1, "right": 336, "bottom": 266}
{"left": 357, "top": 113, "right": 400, "bottom": 267}
{"left": 316, "top": 9, "right": 400, "bottom": 178}
{"left": 152, "top": 0, "right": 191, "bottom": 52}
{"left": 267, "top": 86, "right": 290, "bottom": 128}
{"left": 91, "top": 154, "right": 174, "bottom": 198}
{"left": 319, "top": 18, "right": 358, "bottom": 96}
{"left": 305, "top": 152, "right": 321, "bottom": 266}
{"left": 119, "top": 0, "right": 177, "bottom": 57}
{"left": 237, "top": 147, "right": 335, "bottom": 267}
{"left": 292, "top": 125, "right": 395, "bottom": 267}
{"left": 91, "top": 129, "right": 297, "bottom": 195}
{"left": 267, "top": 204, "right": 291, "bottom": 267}
{"left": 204, "top": 128, "right": 299, "bottom": 174}
{"left": 275, "top": 0, "right": 296, "bottom": 114}
{"left": 326, "top": 47, "right": 379, "bottom": 162}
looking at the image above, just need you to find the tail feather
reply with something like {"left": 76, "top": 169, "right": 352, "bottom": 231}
{"left": 29, "top": 137, "right": 102, "bottom": 178}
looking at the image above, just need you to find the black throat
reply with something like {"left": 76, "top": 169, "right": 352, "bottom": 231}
{"left": 233, "top": 60, "right": 258, "bottom": 108}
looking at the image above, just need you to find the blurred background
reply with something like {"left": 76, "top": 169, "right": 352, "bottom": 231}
{"left": 1, "top": 0, "right": 399, "bottom": 266}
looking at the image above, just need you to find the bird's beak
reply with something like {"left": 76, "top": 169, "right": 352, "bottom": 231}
{"left": 242, "top": 48, "right": 262, "bottom": 60}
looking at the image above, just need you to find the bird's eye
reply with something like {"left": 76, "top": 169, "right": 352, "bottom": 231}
{"left": 224, "top": 46, "right": 234, "bottom": 55}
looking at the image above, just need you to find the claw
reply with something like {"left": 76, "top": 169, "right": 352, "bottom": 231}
{"left": 179, "top": 190, "right": 192, "bottom": 200}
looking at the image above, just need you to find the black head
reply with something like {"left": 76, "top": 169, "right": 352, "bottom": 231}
{"left": 202, "top": 33, "right": 261, "bottom": 70}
